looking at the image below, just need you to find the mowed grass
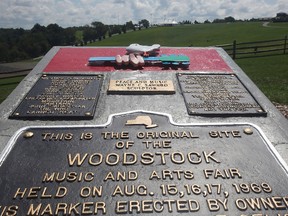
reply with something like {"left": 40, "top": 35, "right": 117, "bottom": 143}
{"left": 236, "top": 55, "right": 288, "bottom": 104}
{"left": 90, "top": 22, "right": 288, "bottom": 104}
{"left": 90, "top": 22, "right": 288, "bottom": 47}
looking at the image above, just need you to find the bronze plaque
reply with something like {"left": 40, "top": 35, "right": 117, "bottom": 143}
{"left": 108, "top": 80, "right": 175, "bottom": 94}
{"left": 0, "top": 112, "right": 287, "bottom": 215}
{"left": 177, "top": 74, "right": 267, "bottom": 117}
{"left": 9, "top": 74, "right": 103, "bottom": 120}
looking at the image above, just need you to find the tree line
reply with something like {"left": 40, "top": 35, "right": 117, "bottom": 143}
{"left": 0, "top": 23, "right": 76, "bottom": 62}
{"left": 0, "top": 19, "right": 149, "bottom": 63}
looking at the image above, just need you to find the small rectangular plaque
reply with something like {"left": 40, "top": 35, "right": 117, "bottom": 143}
{"left": 108, "top": 80, "right": 175, "bottom": 94}
{"left": 0, "top": 112, "right": 287, "bottom": 215}
{"left": 177, "top": 73, "right": 267, "bottom": 117}
{"left": 9, "top": 74, "right": 103, "bottom": 120}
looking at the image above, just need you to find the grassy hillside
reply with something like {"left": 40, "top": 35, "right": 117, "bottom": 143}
{"left": 90, "top": 22, "right": 288, "bottom": 47}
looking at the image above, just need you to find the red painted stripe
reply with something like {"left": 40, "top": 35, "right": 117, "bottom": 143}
{"left": 43, "top": 47, "right": 232, "bottom": 72}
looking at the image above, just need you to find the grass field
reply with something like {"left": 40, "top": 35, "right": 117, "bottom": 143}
{"left": 0, "top": 22, "right": 287, "bottom": 104}
{"left": 236, "top": 55, "right": 288, "bottom": 103}
{"left": 90, "top": 22, "right": 288, "bottom": 47}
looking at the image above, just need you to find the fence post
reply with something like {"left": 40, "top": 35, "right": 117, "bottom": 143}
{"left": 232, "top": 40, "right": 236, "bottom": 59}
{"left": 284, "top": 35, "right": 287, "bottom": 55}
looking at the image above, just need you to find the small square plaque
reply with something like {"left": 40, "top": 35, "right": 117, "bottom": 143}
{"left": 177, "top": 73, "right": 267, "bottom": 117}
{"left": 9, "top": 74, "right": 103, "bottom": 120}
{"left": 108, "top": 80, "right": 175, "bottom": 94}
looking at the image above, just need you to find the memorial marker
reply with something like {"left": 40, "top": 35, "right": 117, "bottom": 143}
{"left": 1, "top": 46, "right": 287, "bottom": 216}
{"left": 0, "top": 112, "right": 287, "bottom": 215}
{"left": 177, "top": 73, "right": 267, "bottom": 117}
{"left": 9, "top": 74, "right": 103, "bottom": 120}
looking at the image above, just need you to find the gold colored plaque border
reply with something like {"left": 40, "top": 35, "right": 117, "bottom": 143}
{"left": 108, "top": 80, "right": 175, "bottom": 94}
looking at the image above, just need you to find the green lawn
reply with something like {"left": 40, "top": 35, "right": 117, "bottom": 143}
{"left": 90, "top": 22, "right": 288, "bottom": 47}
{"left": 267, "top": 22, "right": 288, "bottom": 28}
{"left": 236, "top": 55, "right": 288, "bottom": 104}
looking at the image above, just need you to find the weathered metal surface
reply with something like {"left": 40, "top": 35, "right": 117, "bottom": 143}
{"left": 177, "top": 73, "right": 267, "bottom": 117}
{"left": 9, "top": 74, "right": 103, "bottom": 120}
{"left": 0, "top": 112, "right": 287, "bottom": 215}
{"left": 108, "top": 80, "right": 175, "bottom": 94}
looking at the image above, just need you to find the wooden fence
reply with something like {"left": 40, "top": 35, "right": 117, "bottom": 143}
{"left": 217, "top": 35, "right": 287, "bottom": 59}
{"left": 0, "top": 69, "right": 31, "bottom": 103}
{"left": 0, "top": 69, "right": 31, "bottom": 79}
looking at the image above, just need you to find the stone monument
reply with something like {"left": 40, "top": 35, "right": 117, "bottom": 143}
{"left": 0, "top": 46, "right": 287, "bottom": 215}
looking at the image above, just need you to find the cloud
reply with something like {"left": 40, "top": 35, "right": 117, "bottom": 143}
{"left": 0, "top": 0, "right": 287, "bottom": 29}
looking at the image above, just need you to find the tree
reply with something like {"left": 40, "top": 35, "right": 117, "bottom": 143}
{"left": 83, "top": 27, "right": 97, "bottom": 43}
{"left": 0, "top": 42, "right": 10, "bottom": 62}
{"left": 122, "top": 25, "right": 127, "bottom": 34}
{"left": 7, "top": 46, "right": 28, "bottom": 62}
{"left": 213, "top": 18, "right": 225, "bottom": 23}
{"left": 107, "top": 25, "right": 121, "bottom": 37}
{"left": 0, "top": 23, "right": 81, "bottom": 62}
{"left": 31, "top": 23, "right": 46, "bottom": 33}
{"left": 224, "top": 16, "right": 236, "bottom": 22}
{"left": 64, "top": 28, "right": 76, "bottom": 45}
{"left": 91, "top": 21, "right": 108, "bottom": 39}
{"left": 125, "top": 21, "right": 135, "bottom": 30}
{"left": 139, "top": 19, "right": 150, "bottom": 28}
{"left": 18, "top": 32, "right": 49, "bottom": 58}
{"left": 180, "top": 20, "right": 192, "bottom": 24}
{"left": 46, "top": 23, "right": 65, "bottom": 46}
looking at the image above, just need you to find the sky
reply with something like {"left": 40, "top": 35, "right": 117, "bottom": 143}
{"left": 0, "top": 0, "right": 287, "bottom": 29}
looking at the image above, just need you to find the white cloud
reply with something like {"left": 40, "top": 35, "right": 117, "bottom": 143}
{"left": 0, "top": 0, "right": 287, "bottom": 29}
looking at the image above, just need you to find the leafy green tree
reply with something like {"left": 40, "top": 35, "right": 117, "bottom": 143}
{"left": 0, "top": 23, "right": 80, "bottom": 62}
{"left": 64, "top": 28, "right": 76, "bottom": 45}
{"left": 213, "top": 18, "right": 225, "bottom": 23}
{"left": 108, "top": 25, "right": 122, "bottom": 35}
{"left": 224, "top": 16, "right": 236, "bottom": 22}
{"left": 31, "top": 23, "right": 46, "bottom": 33}
{"left": 91, "top": 21, "right": 108, "bottom": 39}
{"left": 180, "top": 20, "right": 191, "bottom": 24}
{"left": 122, "top": 25, "right": 127, "bottom": 34}
{"left": 18, "top": 32, "right": 49, "bottom": 58}
{"left": 83, "top": 27, "right": 97, "bottom": 43}
{"left": 139, "top": 19, "right": 150, "bottom": 28}
{"left": 7, "top": 46, "right": 28, "bottom": 62}
{"left": 0, "top": 42, "right": 10, "bottom": 62}
{"left": 125, "top": 21, "right": 135, "bottom": 30}
{"left": 46, "top": 23, "right": 65, "bottom": 46}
